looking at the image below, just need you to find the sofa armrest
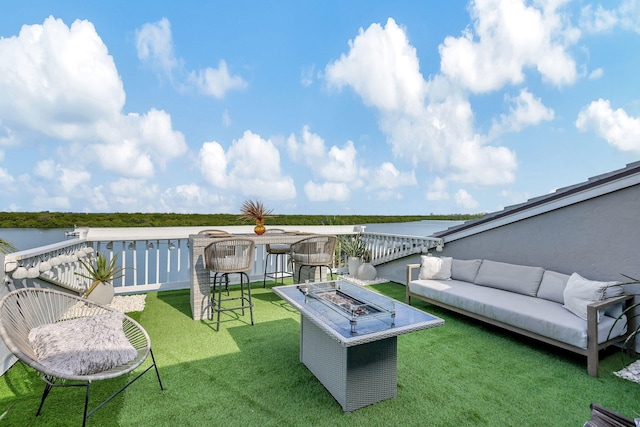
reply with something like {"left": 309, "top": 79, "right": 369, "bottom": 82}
{"left": 405, "top": 263, "right": 421, "bottom": 304}
{"left": 406, "top": 263, "right": 421, "bottom": 286}
{"left": 586, "top": 294, "right": 634, "bottom": 376}
{"left": 588, "top": 294, "right": 633, "bottom": 312}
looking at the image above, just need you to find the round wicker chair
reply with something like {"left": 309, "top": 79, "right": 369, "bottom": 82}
{"left": 0, "top": 287, "right": 164, "bottom": 426}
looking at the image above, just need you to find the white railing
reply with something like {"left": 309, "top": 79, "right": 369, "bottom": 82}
{"left": 2, "top": 226, "right": 443, "bottom": 295}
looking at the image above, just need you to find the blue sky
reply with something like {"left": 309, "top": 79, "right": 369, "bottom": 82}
{"left": 0, "top": 1, "right": 639, "bottom": 216}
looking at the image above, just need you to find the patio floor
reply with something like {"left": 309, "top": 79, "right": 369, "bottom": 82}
{"left": 0, "top": 281, "right": 637, "bottom": 426}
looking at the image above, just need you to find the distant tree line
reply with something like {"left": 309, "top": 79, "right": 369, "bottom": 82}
{"left": 0, "top": 212, "right": 483, "bottom": 229}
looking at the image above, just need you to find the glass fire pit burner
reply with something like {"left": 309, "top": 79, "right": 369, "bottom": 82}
{"left": 298, "top": 281, "right": 396, "bottom": 333}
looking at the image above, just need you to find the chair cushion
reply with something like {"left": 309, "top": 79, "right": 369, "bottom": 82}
{"left": 419, "top": 256, "right": 452, "bottom": 280}
{"left": 451, "top": 259, "right": 482, "bottom": 282}
{"left": 563, "top": 273, "right": 618, "bottom": 321}
{"left": 537, "top": 270, "right": 570, "bottom": 304}
{"left": 28, "top": 312, "right": 137, "bottom": 376}
{"left": 474, "top": 260, "right": 544, "bottom": 297}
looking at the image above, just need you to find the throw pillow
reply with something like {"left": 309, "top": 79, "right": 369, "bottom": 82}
{"left": 451, "top": 259, "right": 483, "bottom": 282}
{"left": 419, "top": 256, "right": 452, "bottom": 280}
{"left": 562, "top": 273, "right": 618, "bottom": 321}
{"left": 28, "top": 312, "right": 137, "bottom": 376}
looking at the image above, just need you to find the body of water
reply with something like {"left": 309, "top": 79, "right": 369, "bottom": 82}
{"left": 0, "top": 220, "right": 464, "bottom": 251}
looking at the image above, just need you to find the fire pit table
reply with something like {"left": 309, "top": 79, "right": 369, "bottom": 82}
{"left": 272, "top": 280, "right": 444, "bottom": 412}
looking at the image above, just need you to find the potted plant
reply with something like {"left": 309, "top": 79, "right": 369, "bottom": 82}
{"left": 339, "top": 235, "right": 367, "bottom": 277}
{"left": 239, "top": 199, "right": 274, "bottom": 235}
{"left": 75, "top": 253, "right": 126, "bottom": 305}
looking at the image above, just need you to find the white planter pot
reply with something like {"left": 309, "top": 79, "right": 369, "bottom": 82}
{"left": 357, "top": 263, "right": 377, "bottom": 281}
{"left": 86, "top": 281, "right": 115, "bottom": 306}
{"left": 348, "top": 257, "right": 362, "bottom": 277}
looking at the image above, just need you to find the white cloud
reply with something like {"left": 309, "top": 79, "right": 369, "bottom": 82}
{"left": 0, "top": 16, "right": 188, "bottom": 185}
{"left": 326, "top": 18, "right": 426, "bottom": 115}
{"left": 0, "top": 167, "right": 13, "bottom": 182}
{"left": 187, "top": 60, "right": 247, "bottom": 99}
{"left": 135, "top": 17, "right": 179, "bottom": 78}
{"left": 0, "top": 16, "right": 125, "bottom": 140}
{"left": 198, "top": 130, "right": 296, "bottom": 200}
{"left": 454, "top": 189, "right": 479, "bottom": 210}
{"left": 304, "top": 181, "right": 350, "bottom": 202}
{"left": 490, "top": 89, "right": 555, "bottom": 136}
{"left": 440, "top": 0, "right": 578, "bottom": 92}
{"left": 575, "top": 98, "right": 640, "bottom": 153}
{"left": 136, "top": 18, "right": 246, "bottom": 99}
{"left": 59, "top": 167, "right": 91, "bottom": 193}
{"left": 325, "top": 16, "right": 518, "bottom": 189}
{"left": 287, "top": 126, "right": 363, "bottom": 193}
{"left": 588, "top": 68, "right": 604, "bottom": 80}
{"left": 426, "top": 177, "right": 449, "bottom": 201}
{"left": 300, "top": 64, "right": 315, "bottom": 87}
{"left": 366, "top": 162, "right": 416, "bottom": 190}
{"left": 580, "top": 1, "right": 640, "bottom": 34}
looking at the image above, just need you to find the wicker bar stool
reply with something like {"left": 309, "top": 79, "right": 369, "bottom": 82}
{"left": 204, "top": 238, "right": 255, "bottom": 331}
{"left": 263, "top": 229, "right": 293, "bottom": 287}
{"left": 290, "top": 235, "right": 337, "bottom": 283}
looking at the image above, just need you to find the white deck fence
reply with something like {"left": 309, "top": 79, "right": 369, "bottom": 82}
{"left": 1, "top": 225, "right": 443, "bottom": 295}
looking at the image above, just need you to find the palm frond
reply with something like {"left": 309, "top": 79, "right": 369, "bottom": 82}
{"left": 239, "top": 199, "right": 274, "bottom": 221}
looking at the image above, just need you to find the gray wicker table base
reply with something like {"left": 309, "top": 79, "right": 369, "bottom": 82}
{"left": 273, "top": 281, "right": 444, "bottom": 412}
{"left": 301, "top": 315, "right": 397, "bottom": 412}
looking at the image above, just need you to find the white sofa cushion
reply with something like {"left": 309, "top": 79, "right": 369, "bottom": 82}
{"left": 563, "top": 273, "right": 619, "bottom": 321}
{"left": 451, "top": 259, "right": 482, "bottom": 283}
{"left": 28, "top": 312, "right": 137, "bottom": 376}
{"left": 537, "top": 270, "right": 570, "bottom": 304}
{"left": 419, "top": 256, "right": 452, "bottom": 280}
{"left": 474, "top": 260, "right": 544, "bottom": 297}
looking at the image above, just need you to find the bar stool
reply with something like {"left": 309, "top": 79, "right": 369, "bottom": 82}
{"left": 290, "top": 235, "right": 337, "bottom": 283}
{"left": 263, "top": 229, "right": 292, "bottom": 287}
{"left": 204, "top": 238, "right": 255, "bottom": 331}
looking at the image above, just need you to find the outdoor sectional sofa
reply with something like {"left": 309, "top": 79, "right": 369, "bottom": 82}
{"left": 406, "top": 257, "right": 633, "bottom": 377}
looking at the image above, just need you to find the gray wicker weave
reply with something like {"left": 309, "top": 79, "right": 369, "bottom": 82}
{"left": 273, "top": 281, "right": 444, "bottom": 412}
{"left": 263, "top": 229, "right": 293, "bottom": 287}
{"left": 204, "top": 238, "right": 256, "bottom": 331}
{"left": 290, "top": 235, "right": 337, "bottom": 283}
{"left": 0, "top": 288, "right": 164, "bottom": 426}
{"left": 189, "top": 232, "right": 318, "bottom": 320}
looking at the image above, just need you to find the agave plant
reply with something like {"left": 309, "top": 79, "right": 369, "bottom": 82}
{"left": 75, "top": 253, "right": 126, "bottom": 298}
{"left": 339, "top": 235, "right": 367, "bottom": 259}
{"left": 238, "top": 199, "right": 274, "bottom": 221}
{"left": 608, "top": 274, "right": 640, "bottom": 355}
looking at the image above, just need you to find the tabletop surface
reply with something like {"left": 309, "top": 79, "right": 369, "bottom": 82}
{"left": 273, "top": 280, "right": 444, "bottom": 347}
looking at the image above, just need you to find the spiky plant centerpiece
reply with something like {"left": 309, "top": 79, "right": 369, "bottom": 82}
{"left": 76, "top": 253, "right": 126, "bottom": 305}
{"left": 239, "top": 199, "right": 274, "bottom": 235}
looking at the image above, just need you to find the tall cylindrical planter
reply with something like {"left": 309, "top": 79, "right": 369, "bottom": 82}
{"left": 348, "top": 257, "right": 362, "bottom": 277}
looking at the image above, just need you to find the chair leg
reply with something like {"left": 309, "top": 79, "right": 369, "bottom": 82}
{"left": 149, "top": 348, "right": 165, "bottom": 391}
{"left": 263, "top": 252, "right": 270, "bottom": 288}
{"left": 83, "top": 382, "right": 91, "bottom": 427}
{"left": 243, "top": 272, "right": 254, "bottom": 325}
{"left": 239, "top": 274, "right": 246, "bottom": 316}
{"left": 36, "top": 382, "right": 53, "bottom": 416}
{"left": 215, "top": 273, "right": 225, "bottom": 331}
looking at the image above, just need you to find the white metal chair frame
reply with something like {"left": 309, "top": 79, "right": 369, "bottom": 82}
{"left": 204, "top": 238, "right": 255, "bottom": 331}
{"left": 0, "top": 287, "right": 164, "bottom": 427}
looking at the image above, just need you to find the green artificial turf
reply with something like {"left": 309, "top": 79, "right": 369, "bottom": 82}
{"left": 0, "top": 282, "right": 638, "bottom": 426}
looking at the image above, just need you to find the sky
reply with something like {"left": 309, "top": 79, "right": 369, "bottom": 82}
{"left": 0, "top": 1, "right": 639, "bottom": 216}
